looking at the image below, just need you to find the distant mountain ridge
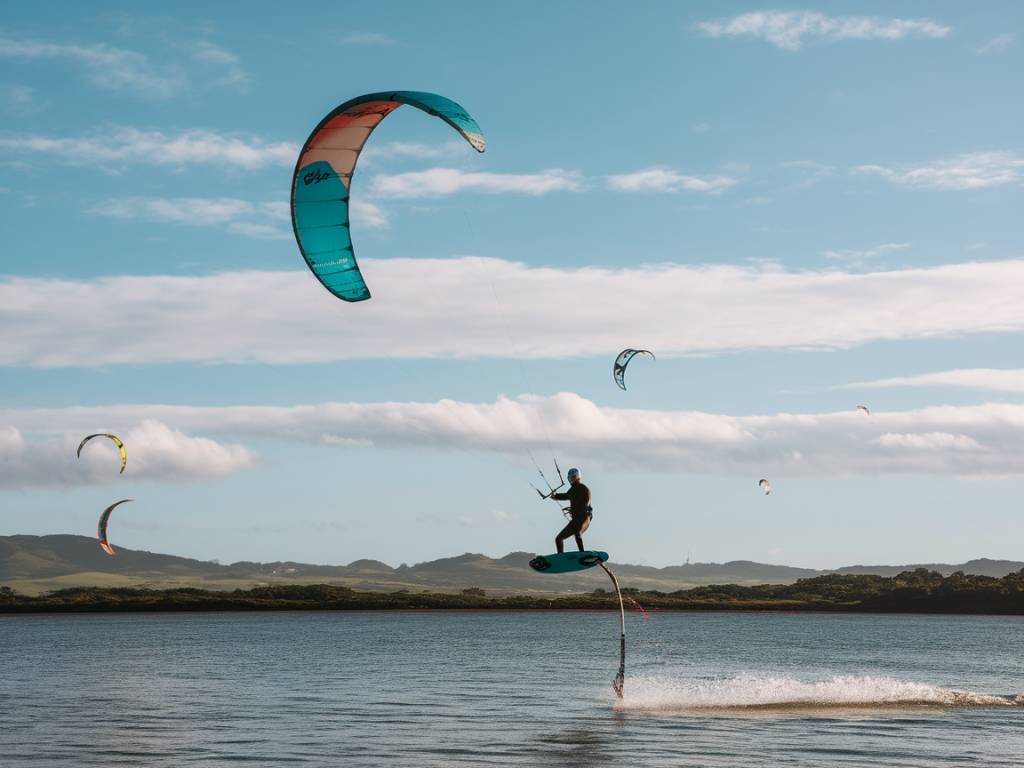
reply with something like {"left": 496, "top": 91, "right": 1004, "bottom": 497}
{"left": 1, "top": 535, "right": 1021, "bottom": 596}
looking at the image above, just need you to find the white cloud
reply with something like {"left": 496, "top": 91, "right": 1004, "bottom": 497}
{"left": 0, "top": 35, "right": 249, "bottom": 97}
{"left": 123, "top": 419, "right": 256, "bottom": 480}
{"left": 362, "top": 141, "right": 451, "bottom": 160}
{"left": 5, "top": 396, "right": 1024, "bottom": 479}
{"left": 822, "top": 243, "right": 911, "bottom": 262}
{"left": 319, "top": 435, "right": 373, "bottom": 448}
{"left": 853, "top": 152, "right": 1024, "bottom": 191}
{"left": 341, "top": 32, "right": 396, "bottom": 46}
{"left": 0, "top": 36, "right": 183, "bottom": 97}
{"left": 5, "top": 257, "right": 1024, "bottom": 367}
{"left": 88, "top": 197, "right": 293, "bottom": 240}
{"left": 695, "top": 11, "right": 950, "bottom": 51}
{"left": 350, "top": 198, "right": 388, "bottom": 229}
{"left": 0, "top": 419, "right": 254, "bottom": 489}
{"left": 226, "top": 221, "right": 291, "bottom": 241}
{"left": 874, "top": 431, "right": 983, "bottom": 452}
{"left": 368, "top": 168, "right": 583, "bottom": 198}
{"left": 88, "top": 195, "right": 387, "bottom": 236}
{"left": 90, "top": 197, "right": 256, "bottom": 226}
{"left": 607, "top": 167, "right": 738, "bottom": 194}
{"left": 0, "top": 127, "right": 296, "bottom": 170}
{"left": 359, "top": 140, "right": 476, "bottom": 165}
{"left": 0, "top": 425, "right": 26, "bottom": 453}
{"left": 261, "top": 201, "right": 290, "bottom": 221}
{"left": 844, "top": 369, "right": 1024, "bottom": 394}
{"left": 974, "top": 33, "right": 1013, "bottom": 55}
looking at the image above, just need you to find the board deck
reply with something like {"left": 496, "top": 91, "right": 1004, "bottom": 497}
{"left": 529, "top": 550, "right": 609, "bottom": 574}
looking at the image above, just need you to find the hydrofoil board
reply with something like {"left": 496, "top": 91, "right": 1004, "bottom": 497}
{"left": 529, "top": 550, "right": 609, "bottom": 574}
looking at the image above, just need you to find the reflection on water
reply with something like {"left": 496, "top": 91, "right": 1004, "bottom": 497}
{"left": 1, "top": 610, "right": 1023, "bottom": 767}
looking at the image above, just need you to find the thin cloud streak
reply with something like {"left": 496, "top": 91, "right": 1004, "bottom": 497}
{"left": 88, "top": 195, "right": 387, "bottom": 235}
{"left": 88, "top": 197, "right": 291, "bottom": 240}
{"left": 350, "top": 198, "right": 388, "bottom": 228}
{"left": 823, "top": 243, "right": 910, "bottom": 262}
{"left": 190, "top": 40, "right": 249, "bottom": 87}
{"left": 0, "top": 128, "right": 296, "bottom": 170}
{"left": 90, "top": 197, "right": 259, "bottom": 226}
{"left": 853, "top": 152, "right": 1024, "bottom": 190}
{"left": 5, "top": 257, "right": 1024, "bottom": 367}
{"left": 607, "top": 167, "right": 738, "bottom": 194}
{"left": 0, "top": 35, "right": 248, "bottom": 97}
{"left": 781, "top": 160, "right": 837, "bottom": 190}
{"left": 4, "top": 395, "right": 1024, "bottom": 482}
{"left": 974, "top": 34, "right": 1013, "bottom": 55}
{"left": 0, "top": 36, "right": 182, "bottom": 97}
{"left": 360, "top": 141, "right": 469, "bottom": 162}
{"left": 369, "top": 168, "right": 583, "bottom": 198}
{"left": 843, "top": 369, "right": 1024, "bottom": 394}
{"left": 695, "top": 11, "right": 950, "bottom": 51}
{"left": 341, "top": 32, "right": 396, "bottom": 46}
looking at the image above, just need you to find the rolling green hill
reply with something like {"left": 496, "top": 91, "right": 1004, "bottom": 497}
{"left": 3, "top": 535, "right": 1022, "bottom": 596}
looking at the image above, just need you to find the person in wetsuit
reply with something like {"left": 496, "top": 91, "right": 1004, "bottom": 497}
{"left": 550, "top": 467, "right": 592, "bottom": 553}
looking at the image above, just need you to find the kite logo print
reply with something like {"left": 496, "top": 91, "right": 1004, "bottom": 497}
{"left": 303, "top": 168, "right": 332, "bottom": 186}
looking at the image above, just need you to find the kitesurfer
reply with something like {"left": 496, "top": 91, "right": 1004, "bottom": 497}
{"left": 550, "top": 467, "right": 592, "bottom": 553}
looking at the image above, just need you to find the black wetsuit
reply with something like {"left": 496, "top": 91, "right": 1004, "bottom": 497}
{"left": 551, "top": 482, "right": 592, "bottom": 553}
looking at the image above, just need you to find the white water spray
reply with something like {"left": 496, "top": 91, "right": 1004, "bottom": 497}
{"left": 615, "top": 674, "right": 1020, "bottom": 712}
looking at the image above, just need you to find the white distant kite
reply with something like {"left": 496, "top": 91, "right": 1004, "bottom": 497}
{"left": 758, "top": 478, "right": 772, "bottom": 495}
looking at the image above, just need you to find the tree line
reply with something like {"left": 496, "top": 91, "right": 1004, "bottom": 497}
{"left": 2, "top": 568, "right": 1024, "bottom": 614}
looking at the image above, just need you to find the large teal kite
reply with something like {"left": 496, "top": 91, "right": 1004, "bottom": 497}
{"left": 290, "top": 91, "right": 486, "bottom": 302}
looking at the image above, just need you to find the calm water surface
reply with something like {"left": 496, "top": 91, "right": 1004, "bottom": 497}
{"left": 2, "top": 610, "right": 1023, "bottom": 766}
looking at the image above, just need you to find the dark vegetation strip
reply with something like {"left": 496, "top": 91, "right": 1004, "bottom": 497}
{"left": 3, "top": 569, "right": 1024, "bottom": 614}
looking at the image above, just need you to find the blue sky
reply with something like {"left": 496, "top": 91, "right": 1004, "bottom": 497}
{"left": 2, "top": 2, "right": 1024, "bottom": 569}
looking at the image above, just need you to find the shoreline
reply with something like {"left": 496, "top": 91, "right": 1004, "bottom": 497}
{"left": 3, "top": 575, "right": 1024, "bottom": 616}
{"left": 3, "top": 606, "right": 1024, "bottom": 618}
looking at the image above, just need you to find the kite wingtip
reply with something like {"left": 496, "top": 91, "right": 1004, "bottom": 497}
{"left": 465, "top": 132, "right": 486, "bottom": 153}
